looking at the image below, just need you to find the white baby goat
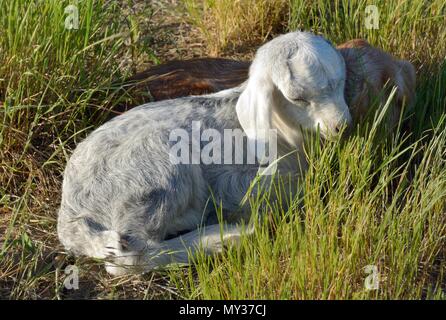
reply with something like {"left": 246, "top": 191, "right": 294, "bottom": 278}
{"left": 57, "top": 31, "right": 352, "bottom": 275}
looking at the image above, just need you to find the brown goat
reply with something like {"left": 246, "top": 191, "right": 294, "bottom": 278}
{"left": 118, "top": 40, "right": 415, "bottom": 126}
{"left": 127, "top": 58, "right": 250, "bottom": 101}
{"left": 337, "top": 39, "right": 416, "bottom": 125}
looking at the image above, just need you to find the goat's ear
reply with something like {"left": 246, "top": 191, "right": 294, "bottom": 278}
{"left": 236, "top": 76, "right": 275, "bottom": 143}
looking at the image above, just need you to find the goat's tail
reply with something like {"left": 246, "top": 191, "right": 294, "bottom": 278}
{"left": 102, "top": 224, "right": 250, "bottom": 276}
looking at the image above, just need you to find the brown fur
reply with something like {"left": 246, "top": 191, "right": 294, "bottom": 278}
{"left": 117, "top": 40, "right": 415, "bottom": 127}
{"left": 337, "top": 39, "right": 416, "bottom": 125}
{"left": 128, "top": 58, "right": 250, "bottom": 99}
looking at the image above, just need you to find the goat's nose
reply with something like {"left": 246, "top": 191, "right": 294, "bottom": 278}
{"left": 333, "top": 115, "right": 352, "bottom": 134}
{"left": 331, "top": 124, "right": 345, "bottom": 136}
{"left": 341, "top": 111, "right": 353, "bottom": 130}
{"left": 335, "top": 123, "right": 348, "bottom": 133}
{"left": 335, "top": 119, "right": 352, "bottom": 136}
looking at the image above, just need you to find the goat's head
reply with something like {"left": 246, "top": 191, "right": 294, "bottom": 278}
{"left": 338, "top": 39, "right": 416, "bottom": 128}
{"left": 236, "top": 31, "right": 352, "bottom": 146}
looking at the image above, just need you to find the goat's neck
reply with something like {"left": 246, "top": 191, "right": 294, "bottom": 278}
{"left": 270, "top": 89, "right": 305, "bottom": 155}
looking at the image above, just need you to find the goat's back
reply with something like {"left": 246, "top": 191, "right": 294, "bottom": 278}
{"left": 126, "top": 58, "right": 248, "bottom": 100}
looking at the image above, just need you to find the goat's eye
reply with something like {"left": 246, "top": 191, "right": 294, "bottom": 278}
{"left": 291, "top": 97, "right": 309, "bottom": 104}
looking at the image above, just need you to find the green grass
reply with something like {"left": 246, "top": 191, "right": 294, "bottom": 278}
{"left": 0, "top": 0, "right": 445, "bottom": 299}
{"left": 170, "top": 98, "right": 446, "bottom": 299}
{"left": 0, "top": 0, "right": 163, "bottom": 299}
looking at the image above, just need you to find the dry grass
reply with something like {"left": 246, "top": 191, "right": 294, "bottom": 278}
{"left": 183, "top": 0, "right": 289, "bottom": 55}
